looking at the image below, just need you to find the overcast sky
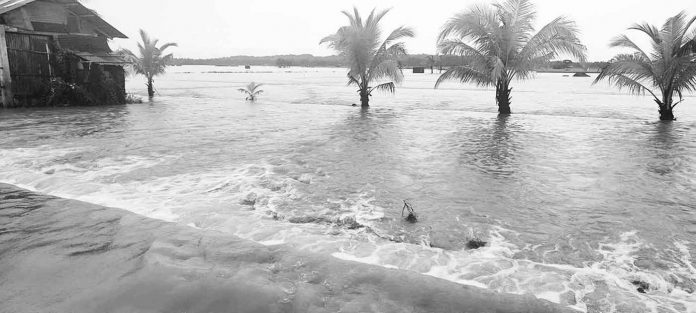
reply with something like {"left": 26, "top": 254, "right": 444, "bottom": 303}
{"left": 82, "top": 0, "right": 696, "bottom": 61}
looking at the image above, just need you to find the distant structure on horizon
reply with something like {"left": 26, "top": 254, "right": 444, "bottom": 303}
{"left": 0, "top": 0, "right": 128, "bottom": 107}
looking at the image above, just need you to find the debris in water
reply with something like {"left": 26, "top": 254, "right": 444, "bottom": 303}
{"left": 631, "top": 280, "right": 650, "bottom": 294}
{"left": 401, "top": 200, "right": 417, "bottom": 223}
{"left": 337, "top": 216, "right": 363, "bottom": 229}
{"left": 241, "top": 192, "right": 258, "bottom": 207}
{"left": 466, "top": 238, "right": 487, "bottom": 250}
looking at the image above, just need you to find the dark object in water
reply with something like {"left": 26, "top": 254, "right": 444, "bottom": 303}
{"left": 401, "top": 200, "right": 417, "bottom": 223}
{"left": 351, "top": 103, "right": 357, "bottom": 107}
{"left": 573, "top": 72, "right": 590, "bottom": 77}
{"left": 245, "top": 65, "right": 251, "bottom": 69}
{"left": 241, "top": 192, "right": 257, "bottom": 206}
{"left": 466, "top": 238, "right": 487, "bottom": 250}
{"left": 631, "top": 280, "right": 650, "bottom": 294}
{"left": 412, "top": 67, "right": 425, "bottom": 74}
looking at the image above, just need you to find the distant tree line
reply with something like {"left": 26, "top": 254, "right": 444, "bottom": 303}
{"left": 172, "top": 54, "right": 344, "bottom": 68}
{"left": 173, "top": 54, "right": 605, "bottom": 70}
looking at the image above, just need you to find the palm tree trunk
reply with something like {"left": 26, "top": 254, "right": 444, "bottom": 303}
{"left": 659, "top": 108, "right": 675, "bottom": 121}
{"left": 147, "top": 77, "right": 155, "bottom": 98}
{"left": 496, "top": 80, "right": 512, "bottom": 115}
{"left": 360, "top": 89, "right": 369, "bottom": 108}
{"left": 657, "top": 96, "right": 675, "bottom": 121}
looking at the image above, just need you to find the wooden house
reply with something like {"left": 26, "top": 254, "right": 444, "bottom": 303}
{"left": 0, "top": 0, "right": 128, "bottom": 107}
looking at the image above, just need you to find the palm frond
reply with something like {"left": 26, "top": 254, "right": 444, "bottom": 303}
{"left": 519, "top": 16, "right": 587, "bottom": 63}
{"left": 595, "top": 57, "right": 659, "bottom": 100}
{"left": 382, "top": 26, "right": 415, "bottom": 48}
{"left": 438, "top": 5, "right": 501, "bottom": 55}
{"left": 369, "top": 59, "right": 403, "bottom": 83}
{"left": 346, "top": 74, "right": 360, "bottom": 86}
{"left": 629, "top": 23, "right": 661, "bottom": 42}
{"left": 159, "top": 43, "right": 178, "bottom": 53}
{"left": 596, "top": 72, "right": 659, "bottom": 100}
{"left": 369, "top": 82, "right": 396, "bottom": 94}
{"left": 435, "top": 66, "right": 494, "bottom": 88}
{"left": 610, "top": 35, "right": 651, "bottom": 61}
{"left": 495, "top": 0, "right": 536, "bottom": 51}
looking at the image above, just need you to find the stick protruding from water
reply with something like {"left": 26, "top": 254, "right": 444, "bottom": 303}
{"left": 401, "top": 200, "right": 417, "bottom": 223}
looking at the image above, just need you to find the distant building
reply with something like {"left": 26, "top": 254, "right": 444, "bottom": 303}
{"left": 0, "top": 0, "right": 128, "bottom": 107}
{"left": 412, "top": 66, "right": 425, "bottom": 74}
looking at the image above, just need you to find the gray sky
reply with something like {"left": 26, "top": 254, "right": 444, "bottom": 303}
{"left": 83, "top": 0, "right": 696, "bottom": 61}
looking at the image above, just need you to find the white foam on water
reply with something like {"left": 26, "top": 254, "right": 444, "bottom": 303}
{"left": 2, "top": 146, "right": 695, "bottom": 313}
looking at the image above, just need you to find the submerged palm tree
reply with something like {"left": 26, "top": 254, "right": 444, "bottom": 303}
{"left": 435, "top": 0, "right": 586, "bottom": 114}
{"left": 238, "top": 82, "right": 264, "bottom": 101}
{"left": 126, "top": 30, "right": 177, "bottom": 98}
{"left": 594, "top": 12, "right": 696, "bottom": 121}
{"left": 320, "top": 8, "right": 414, "bottom": 108}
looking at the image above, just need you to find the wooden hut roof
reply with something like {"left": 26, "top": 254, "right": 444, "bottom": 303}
{"left": 0, "top": 0, "right": 35, "bottom": 15}
{"left": 0, "top": 0, "right": 127, "bottom": 39}
{"left": 56, "top": 35, "right": 129, "bottom": 65}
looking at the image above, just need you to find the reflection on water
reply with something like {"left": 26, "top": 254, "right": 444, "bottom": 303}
{"left": 1, "top": 66, "right": 695, "bottom": 312}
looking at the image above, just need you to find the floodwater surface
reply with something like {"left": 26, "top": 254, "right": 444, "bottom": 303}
{"left": 1, "top": 66, "right": 695, "bottom": 312}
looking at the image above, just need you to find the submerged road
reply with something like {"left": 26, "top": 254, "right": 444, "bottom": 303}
{"left": 0, "top": 183, "right": 577, "bottom": 313}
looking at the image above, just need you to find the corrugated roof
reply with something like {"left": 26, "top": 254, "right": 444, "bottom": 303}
{"left": 0, "top": 0, "right": 127, "bottom": 39}
{"left": 0, "top": 0, "right": 37, "bottom": 15}
{"left": 62, "top": 1, "right": 127, "bottom": 38}
{"left": 74, "top": 51, "right": 128, "bottom": 65}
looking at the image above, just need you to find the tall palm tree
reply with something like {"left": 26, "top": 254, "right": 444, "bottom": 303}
{"left": 125, "top": 30, "right": 177, "bottom": 98}
{"left": 320, "top": 8, "right": 414, "bottom": 108}
{"left": 435, "top": 0, "right": 586, "bottom": 114}
{"left": 594, "top": 12, "right": 696, "bottom": 121}
{"left": 238, "top": 82, "right": 264, "bottom": 101}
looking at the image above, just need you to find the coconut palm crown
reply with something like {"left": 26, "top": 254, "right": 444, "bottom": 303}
{"left": 124, "top": 30, "right": 177, "bottom": 98}
{"left": 320, "top": 8, "right": 414, "bottom": 108}
{"left": 435, "top": 0, "right": 586, "bottom": 114}
{"left": 238, "top": 82, "right": 264, "bottom": 101}
{"left": 594, "top": 12, "right": 696, "bottom": 121}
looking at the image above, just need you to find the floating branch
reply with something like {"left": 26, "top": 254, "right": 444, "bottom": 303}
{"left": 401, "top": 200, "right": 418, "bottom": 223}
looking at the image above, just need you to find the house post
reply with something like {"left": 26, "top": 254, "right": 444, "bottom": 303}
{"left": 0, "top": 26, "right": 13, "bottom": 108}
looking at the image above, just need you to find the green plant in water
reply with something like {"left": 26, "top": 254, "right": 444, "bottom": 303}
{"left": 594, "top": 12, "right": 696, "bottom": 121}
{"left": 238, "top": 82, "right": 264, "bottom": 101}
{"left": 125, "top": 94, "right": 143, "bottom": 104}
{"left": 120, "top": 30, "right": 177, "bottom": 98}
{"left": 320, "top": 8, "right": 414, "bottom": 108}
{"left": 435, "top": 0, "right": 586, "bottom": 115}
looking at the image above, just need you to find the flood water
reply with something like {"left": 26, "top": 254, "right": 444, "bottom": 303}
{"left": 1, "top": 66, "right": 695, "bottom": 312}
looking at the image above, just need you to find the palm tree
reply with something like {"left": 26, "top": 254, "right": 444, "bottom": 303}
{"left": 427, "top": 55, "right": 436, "bottom": 74}
{"left": 320, "top": 8, "right": 414, "bottom": 108}
{"left": 594, "top": 12, "right": 696, "bottom": 121}
{"left": 435, "top": 0, "right": 586, "bottom": 114}
{"left": 126, "top": 30, "right": 177, "bottom": 98}
{"left": 238, "top": 82, "right": 264, "bottom": 101}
